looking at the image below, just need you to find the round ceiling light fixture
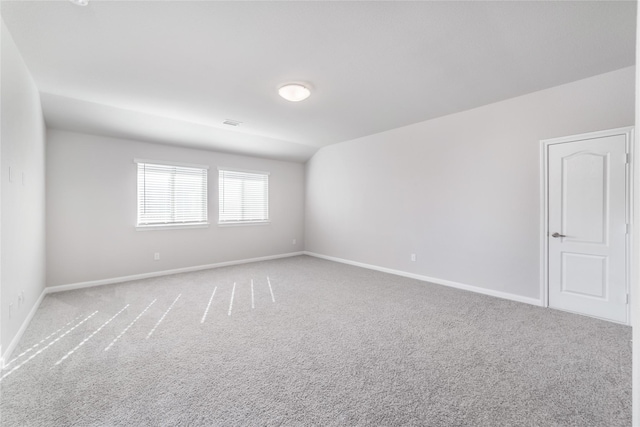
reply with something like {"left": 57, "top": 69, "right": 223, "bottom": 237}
{"left": 278, "top": 84, "right": 311, "bottom": 102}
{"left": 69, "top": 0, "right": 89, "bottom": 5}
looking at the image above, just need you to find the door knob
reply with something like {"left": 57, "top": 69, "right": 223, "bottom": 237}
{"left": 551, "top": 232, "right": 566, "bottom": 238}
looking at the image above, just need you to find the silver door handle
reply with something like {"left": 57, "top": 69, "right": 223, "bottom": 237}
{"left": 551, "top": 232, "right": 566, "bottom": 238}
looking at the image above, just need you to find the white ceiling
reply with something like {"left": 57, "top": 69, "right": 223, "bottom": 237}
{"left": 1, "top": 1, "right": 636, "bottom": 162}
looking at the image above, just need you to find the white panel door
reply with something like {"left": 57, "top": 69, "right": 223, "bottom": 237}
{"left": 548, "top": 134, "right": 628, "bottom": 323}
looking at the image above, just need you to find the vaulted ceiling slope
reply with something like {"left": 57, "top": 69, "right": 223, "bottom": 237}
{"left": 1, "top": 1, "right": 636, "bottom": 162}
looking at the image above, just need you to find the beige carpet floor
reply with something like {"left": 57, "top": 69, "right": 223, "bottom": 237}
{"left": 0, "top": 255, "right": 631, "bottom": 426}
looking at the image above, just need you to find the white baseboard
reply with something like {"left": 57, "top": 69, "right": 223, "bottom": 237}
{"left": 47, "top": 251, "right": 305, "bottom": 294}
{"left": 304, "top": 251, "right": 543, "bottom": 307}
{"left": 1, "top": 288, "right": 47, "bottom": 368}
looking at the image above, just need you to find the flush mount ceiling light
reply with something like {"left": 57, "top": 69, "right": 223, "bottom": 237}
{"left": 278, "top": 84, "right": 311, "bottom": 102}
{"left": 69, "top": 0, "right": 89, "bottom": 5}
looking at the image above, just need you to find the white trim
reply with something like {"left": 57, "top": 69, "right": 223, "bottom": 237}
{"left": 540, "top": 126, "right": 634, "bottom": 325}
{"left": 217, "top": 166, "right": 270, "bottom": 176}
{"left": 628, "top": 128, "right": 636, "bottom": 328}
{"left": 1, "top": 288, "right": 47, "bottom": 368}
{"left": 538, "top": 141, "right": 549, "bottom": 307}
{"left": 304, "top": 251, "right": 543, "bottom": 307}
{"left": 633, "top": 21, "right": 639, "bottom": 424}
{"left": 134, "top": 158, "right": 209, "bottom": 169}
{"left": 46, "top": 252, "right": 304, "bottom": 294}
{"left": 136, "top": 223, "right": 209, "bottom": 231}
{"left": 540, "top": 138, "right": 549, "bottom": 309}
{"left": 218, "top": 220, "right": 271, "bottom": 227}
{"left": 540, "top": 126, "right": 634, "bottom": 146}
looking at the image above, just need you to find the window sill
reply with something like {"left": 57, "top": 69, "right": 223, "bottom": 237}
{"left": 136, "top": 223, "right": 210, "bottom": 231}
{"left": 218, "top": 221, "right": 271, "bottom": 227}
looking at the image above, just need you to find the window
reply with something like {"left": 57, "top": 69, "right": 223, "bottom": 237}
{"left": 136, "top": 159, "right": 208, "bottom": 229}
{"left": 218, "top": 168, "right": 269, "bottom": 224}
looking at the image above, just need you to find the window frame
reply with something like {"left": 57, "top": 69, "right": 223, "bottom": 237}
{"left": 218, "top": 167, "right": 270, "bottom": 226}
{"left": 135, "top": 158, "right": 210, "bottom": 231}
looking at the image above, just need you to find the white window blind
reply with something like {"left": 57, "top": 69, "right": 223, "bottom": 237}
{"left": 136, "top": 160, "right": 208, "bottom": 227}
{"left": 218, "top": 169, "right": 269, "bottom": 224}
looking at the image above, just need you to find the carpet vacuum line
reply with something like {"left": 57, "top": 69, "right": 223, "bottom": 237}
{"left": 251, "top": 279, "right": 255, "bottom": 309}
{"left": 3, "top": 315, "right": 82, "bottom": 368}
{"left": 228, "top": 282, "right": 236, "bottom": 315}
{"left": 267, "top": 276, "right": 275, "bottom": 303}
{"left": 54, "top": 305, "right": 129, "bottom": 365}
{"left": 201, "top": 287, "right": 217, "bottom": 323}
{"left": 104, "top": 301, "right": 155, "bottom": 351}
{"left": 0, "top": 311, "right": 98, "bottom": 380}
{"left": 147, "top": 294, "right": 181, "bottom": 338}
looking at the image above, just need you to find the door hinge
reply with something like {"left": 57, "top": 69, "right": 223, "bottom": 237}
{"left": 626, "top": 293, "right": 630, "bottom": 304}
{"left": 627, "top": 223, "right": 632, "bottom": 234}
{"left": 626, "top": 153, "right": 631, "bottom": 164}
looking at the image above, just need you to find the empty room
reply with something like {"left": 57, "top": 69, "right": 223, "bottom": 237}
{"left": 1, "top": 1, "right": 638, "bottom": 426}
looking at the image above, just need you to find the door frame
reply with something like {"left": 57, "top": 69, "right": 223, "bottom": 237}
{"left": 540, "top": 126, "right": 635, "bottom": 325}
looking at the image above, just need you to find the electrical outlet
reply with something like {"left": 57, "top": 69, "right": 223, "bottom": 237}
{"left": 154, "top": 252, "right": 160, "bottom": 261}
{"left": 411, "top": 254, "right": 417, "bottom": 262}
{"left": 292, "top": 239, "right": 297, "bottom": 245}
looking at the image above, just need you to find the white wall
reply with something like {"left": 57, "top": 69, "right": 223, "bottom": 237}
{"left": 1, "top": 20, "right": 47, "bottom": 357}
{"left": 306, "top": 66, "right": 635, "bottom": 301}
{"left": 46, "top": 130, "right": 305, "bottom": 287}
{"left": 633, "top": 6, "right": 639, "bottom": 425}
